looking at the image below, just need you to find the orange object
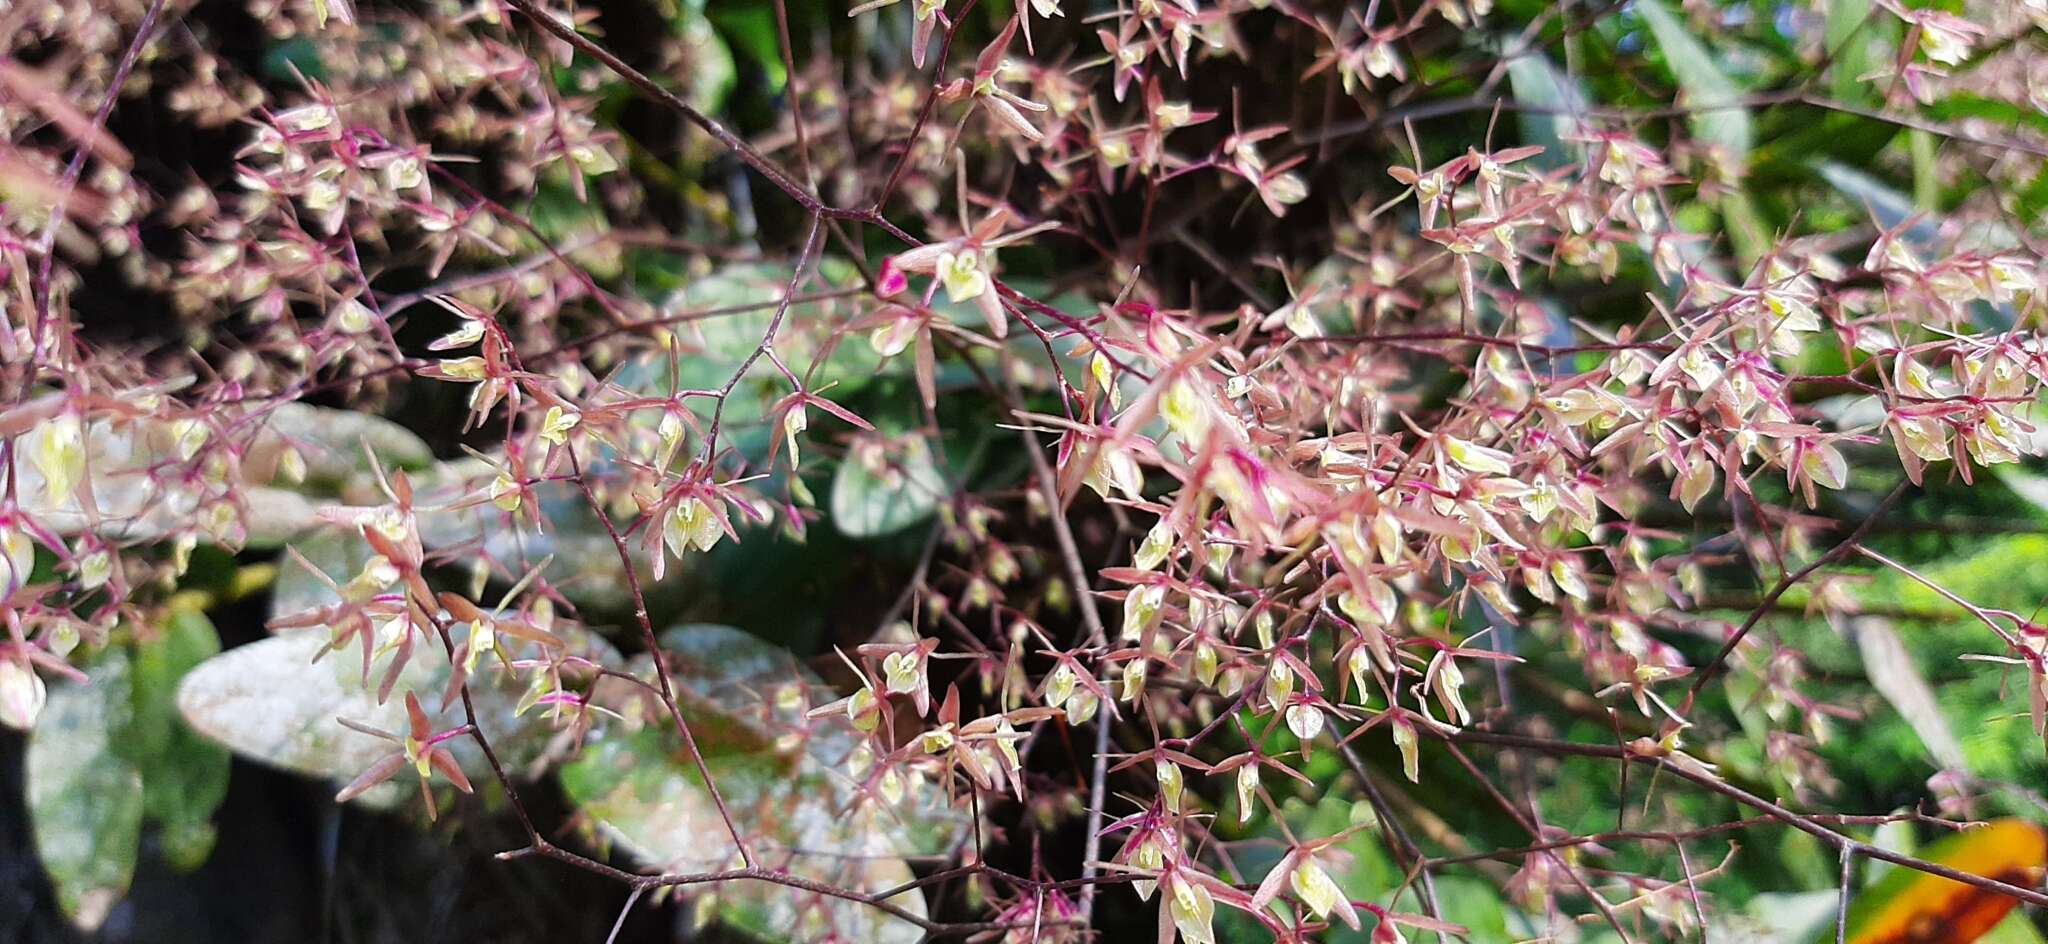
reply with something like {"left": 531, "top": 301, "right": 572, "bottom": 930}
{"left": 1841, "top": 819, "right": 2048, "bottom": 944}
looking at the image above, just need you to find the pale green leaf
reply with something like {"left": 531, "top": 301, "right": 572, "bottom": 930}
{"left": 269, "top": 529, "right": 380, "bottom": 629}
{"left": 28, "top": 657, "right": 144, "bottom": 932}
{"left": 176, "top": 623, "right": 617, "bottom": 805}
{"left": 1842, "top": 617, "right": 1968, "bottom": 772}
{"left": 8, "top": 415, "right": 320, "bottom": 547}
{"left": 1979, "top": 911, "right": 2048, "bottom": 944}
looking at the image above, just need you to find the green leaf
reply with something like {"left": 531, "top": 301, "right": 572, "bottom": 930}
{"left": 176, "top": 622, "right": 618, "bottom": 806}
{"left": 614, "top": 260, "right": 883, "bottom": 460}
{"left": 119, "top": 610, "right": 231, "bottom": 871}
{"left": 524, "top": 172, "right": 614, "bottom": 252}
{"left": 12, "top": 415, "right": 320, "bottom": 547}
{"left": 262, "top": 402, "right": 434, "bottom": 489}
{"left": 1840, "top": 617, "right": 1968, "bottom": 772}
{"left": 1909, "top": 128, "right": 1939, "bottom": 212}
{"left": 1504, "top": 51, "right": 1589, "bottom": 170}
{"left": 1865, "top": 809, "right": 1917, "bottom": 884}
{"left": 177, "top": 630, "right": 417, "bottom": 807}
{"left": 1979, "top": 912, "right": 2048, "bottom": 944}
{"left": 28, "top": 612, "right": 237, "bottom": 928}
{"left": 830, "top": 432, "right": 946, "bottom": 538}
{"left": 561, "top": 625, "right": 963, "bottom": 943}
{"left": 411, "top": 457, "right": 652, "bottom": 614}
{"left": 701, "top": 5, "right": 766, "bottom": 97}
{"left": 28, "top": 656, "right": 145, "bottom": 932}
{"left": 1824, "top": 0, "right": 1881, "bottom": 105}
{"left": 1816, "top": 162, "right": 1936, "bottom": 244}
{"left": 1638, "top": 0, "right": 1751, "bottom": 166}
{"left": 269, "top": 529, "right": 382, "bottom": 626}
{"left": 1728, "top": 890, "right": 1839, "bottom": 943}
{"left": 9, "top": 404, "right": 423, "bottom": 552}
{"left": 1721, "top": 186, "right": 1771, "bottom": 269}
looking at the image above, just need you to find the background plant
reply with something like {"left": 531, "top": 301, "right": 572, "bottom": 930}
{"left": 3, "top": 0, "right": 2048, "bottom": 941}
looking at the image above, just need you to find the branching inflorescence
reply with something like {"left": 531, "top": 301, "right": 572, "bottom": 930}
{"left": 5, "top": 0, "right": 2048, "bottom": 941}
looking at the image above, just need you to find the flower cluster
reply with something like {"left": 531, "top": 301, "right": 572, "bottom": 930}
{"left": 6, "top": 0, "right": 2048, "bottom": 941}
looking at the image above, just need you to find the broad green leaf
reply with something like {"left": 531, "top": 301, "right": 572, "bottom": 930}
{"left": 28, "top": 613, "right": 236, "bottom": 930}
{"left": 1243, "top": 795, "right": 1495, "bottom": 942}
{"left": 177, "top": 630, "right": 436, "bottom": 808}
{"left": 1909, "top": 128, "right": 1939, "bottom": 212}
{"left": 1866, "top": 809, "right": 1918, "bottom": 884}
{"left": 119, "top": 610, "right": 230, "bottom": 871}
{"left": 1825, "top": 0, "right": 1880, "bottom": 104}
{"left": 1727, "top": 890, "right": 1839, "bottom": 943}
{"left": 417, "top": 457, "right": 607, "bottom": 597}
{"left": 830, "top": 432, "right": 946, "bottom": 538}
{"left": 2003, "top": 468, "right": 2048, "bottom": 518}
{"left": 263, "top": 36, "right": 327, "bottom": 82}
{"left": 525, "top": 172, "right": 614, "bottom": 260}
{"left": 561, "top": 625, "right": 963, "bottom": 944}
{"left": 1638, "top": 0, "right": 1751, "bottom": 167}
{"left": 707, "top": 5, "right": 781, "bottom": 92}
{"left": 28, "top": 656, "right": 145, "bottom": 932}
{"left": 652, "top": 623, "right": 962, "bottom": 856}
{"left": 176, "top": 622, "right": 617, "bottom": 806}
{"left": 1722, "top": 187, "right": 1772, "bottom": 269}
{"left": 5, "top": 404, "right": 423, "bottom": 557}
{"left": 410, "top": 456, "right": 673, "bottom": 615}
{"left": 566, "top": 726, "right": 928, "bottom": 944}
{"left": 1820, "top": 159, "right": 2018, "bottom": 264}
{"left": 1504, "top": 52, "right": 1588, "bottom": 169}
{"left": 677, "top": 4, "right": 739, "bottom": 109}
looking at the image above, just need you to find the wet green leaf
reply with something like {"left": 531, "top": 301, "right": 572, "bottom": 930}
{"left": 617, "top": 260, "right": 880, "bottom": 452}
{"left": 28, "top": 610, "right": 238, "bottom": 928}
{"left": 10, "top": 415, "right": 320, "bottom": 547}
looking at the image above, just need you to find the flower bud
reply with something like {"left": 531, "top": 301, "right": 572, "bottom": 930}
{"left": 0, "top": 661, "right": 46, "bottom": 731}
{"left": 1156, "top": 759, "right": 1183, "bottom": 813}
{"left": 1285, "top": 702, "right": 1324, "bottom": 742}
{"left": 1, "top": 526, "right": 34, "bottom": 595}
{"left": 1391, "top": 716, "right": 1420, "bottom": 782}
